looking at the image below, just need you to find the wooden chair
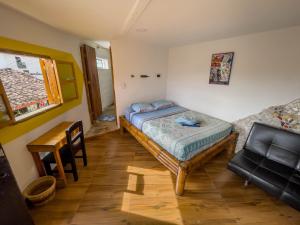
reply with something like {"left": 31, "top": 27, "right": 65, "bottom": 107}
{"left": 43, "top": 121, "right": 87, "bottom": 181}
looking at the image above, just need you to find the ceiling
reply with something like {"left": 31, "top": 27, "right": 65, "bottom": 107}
{"left": 0, "top": 0, "right": 139, "bottom": 40}
{"left": 1, "top": 0, "right": 300, "bottom": 46}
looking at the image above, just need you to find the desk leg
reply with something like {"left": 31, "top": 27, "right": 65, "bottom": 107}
{"left": 31, "top": 152, "right": 46, "bottom": 176}
{"left": 53, "top": 150, "right": 67, "bottom": 187}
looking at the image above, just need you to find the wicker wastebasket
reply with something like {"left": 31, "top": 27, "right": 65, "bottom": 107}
{"left": 23, "top": 176, "right": 56, "bottom": 207}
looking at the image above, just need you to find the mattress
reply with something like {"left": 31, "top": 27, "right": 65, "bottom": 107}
{"left": 126, "top": 106, "right": 232, "bottom": 161}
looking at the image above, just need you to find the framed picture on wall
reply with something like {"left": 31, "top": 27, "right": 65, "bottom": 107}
{"left": 209, "top": 52, "right": 234, "bottom": 85}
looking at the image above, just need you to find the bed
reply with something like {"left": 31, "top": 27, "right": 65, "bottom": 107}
{"left": 120, "top": 105, "right": 238, "bottom": 195}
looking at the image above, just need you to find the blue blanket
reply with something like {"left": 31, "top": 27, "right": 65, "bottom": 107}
{"left": 126, "top": 106, "right": 232, "bottom": 161}
{"left": 126, "top": 106, "right": 188, "bottom": 130}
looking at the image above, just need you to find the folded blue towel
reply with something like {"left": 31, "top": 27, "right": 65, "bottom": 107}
{"left": 175, "top": 117, "right": 200, "bottom": 127}
{"left": 181, "top": 123, "right": 201, "bottom": 127}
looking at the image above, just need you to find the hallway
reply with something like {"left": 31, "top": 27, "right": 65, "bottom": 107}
{"left": 85, "top": 105, "right": 118, "bottom": 138}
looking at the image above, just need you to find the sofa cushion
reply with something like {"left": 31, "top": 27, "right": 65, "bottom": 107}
{"left": 259, "top": 158, "right": 294, "bottom": 180}
{"left": 290, "top": 171, "right": 300, "bottom": 186}
{"left": 280, "top": 182, "right": 300, "bottom": 211}
{"left": 228, "top": 149, "right": 263, "bottom": 178}
{"left": 228, "top": 151, "right": 257, "bottom": 178}
{"left": 244, "top": 123, "right": 276, "bottom": 156}
{"left": 245, "top": 123, "right": 300, "bottom": 169}
{"left": 266, "top": 134, "right": 300, "bottom": 169}
{"left": 250, "top": 166, "right": 288, "bottom": 197}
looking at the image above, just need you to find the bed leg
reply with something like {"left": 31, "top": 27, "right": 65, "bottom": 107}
{"left": 226, "top": 142, "right": 235, "bottom": 158}
{"left": 226, "top": 132, "right": 238, "bottom": 158}
{"left": 176, "top": 166, "right": 187, "bottom": 196}
{"left": 120, "top": 124, "right": 125, "bottom": 135}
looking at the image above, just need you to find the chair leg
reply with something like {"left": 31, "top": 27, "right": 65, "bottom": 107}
{"left": 70, "top": 157, "right": 78, "bottom": 182}
{"left": 81, "top": 144, "right": 88, "bottom": 167}
{"left": 43, "top": 161, "right": 53, "bottom": 175}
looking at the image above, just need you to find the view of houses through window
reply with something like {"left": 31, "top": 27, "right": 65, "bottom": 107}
{"left": 0, "top": 52, "right": 60, "bottom": 120}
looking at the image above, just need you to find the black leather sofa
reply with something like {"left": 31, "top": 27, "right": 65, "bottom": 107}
{"left": 228, "top": 122, "right": 300, "bottom": 211}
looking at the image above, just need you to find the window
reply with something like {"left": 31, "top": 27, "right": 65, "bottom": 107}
{"left": 0, "top": 51, "right": 78, "bottom": 125}
{"left": 96, "top": 57, "right": 109, "bottom": 69}
{"left": 0, "top": 52, "right": 60, "bottom": 121}
{"left": 0, "top": 80, "right": 14, "bottom": 127}
{"left": 55, "top": 61, "right": 78, "bottom": 101}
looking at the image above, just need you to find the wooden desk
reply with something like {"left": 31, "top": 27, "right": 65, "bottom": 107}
{"left": 27, "top": 121, "right": 73, "bottom": 187}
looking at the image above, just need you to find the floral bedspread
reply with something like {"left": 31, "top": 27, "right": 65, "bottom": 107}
{"left": 234, "top": 98, "right": 300, "bottom": 152}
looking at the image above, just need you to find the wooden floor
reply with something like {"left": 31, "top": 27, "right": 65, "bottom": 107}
{"left": 30, "top": 131, "right": 300, "bottom": 225}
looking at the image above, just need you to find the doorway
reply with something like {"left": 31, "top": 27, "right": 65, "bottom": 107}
{"left": 80, "top": 42, "right": 117, "bottom": 137}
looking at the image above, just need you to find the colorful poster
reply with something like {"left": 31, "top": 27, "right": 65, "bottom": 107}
{"left": 209, "top": 52, "right": 234, "bottom": 85}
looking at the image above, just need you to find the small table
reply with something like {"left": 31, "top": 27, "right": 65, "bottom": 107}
{"left": 27, "top": 121, "right": 74, "bottom": 187}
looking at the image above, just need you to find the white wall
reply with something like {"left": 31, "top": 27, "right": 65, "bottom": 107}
{"left": 96, "top": 47, "right": 114, "bottom": 110}
{"left": 0, "top": 5, "right": 91, "bottom": 190}
{"left": 167, "top": 26, "right": 300, "bottom": 122}
{"left": 111, "top": 39, "right": 168, "bottom": 118}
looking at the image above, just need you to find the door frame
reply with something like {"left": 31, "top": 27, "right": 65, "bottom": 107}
{"left": 109, "top": 46, "right": 118, "bottom": 125}
{"left": 80, "top": 44, "right": 102, "bottom": 124}
{"left": 80, "top": 44, "right": 117, "bottom": 125}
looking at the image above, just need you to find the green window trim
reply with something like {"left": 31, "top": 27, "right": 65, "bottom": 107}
{"left": 55, "top": 60, "right": 79, "bottom": 102}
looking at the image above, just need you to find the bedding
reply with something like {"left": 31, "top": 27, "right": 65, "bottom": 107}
{"left": 125, "top": 105, "right": 187, "bottom": 129}
{"left": 151, "top": 100, "right": 174, "bottom": 110}
{"left": 175, "top": 116, "right": 200, "bottom": 127}
{"left": 126, "top": 106, "right": 233, "bottom": 161}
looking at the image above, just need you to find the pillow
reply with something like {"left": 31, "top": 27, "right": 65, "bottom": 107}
{"left": 131, "top": 103, "right": 155, "bottom": 113}
{"left": 151, "top": 100, "right": 174, "bottom": 110}
{"left": 124, "top": 107, "right": 134, "bottom": 121}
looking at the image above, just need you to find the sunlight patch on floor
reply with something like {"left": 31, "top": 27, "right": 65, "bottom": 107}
{"left": 121, "top": 165, "right": 183, "bottom": 225}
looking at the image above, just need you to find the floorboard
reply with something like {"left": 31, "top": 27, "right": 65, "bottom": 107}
{"left": 30, "top": 131, "right": 300, "bottom": 225}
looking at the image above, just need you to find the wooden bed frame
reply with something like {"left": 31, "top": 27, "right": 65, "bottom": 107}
{"left": 119, "top": 116, "right": 238, "bottom": 195}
